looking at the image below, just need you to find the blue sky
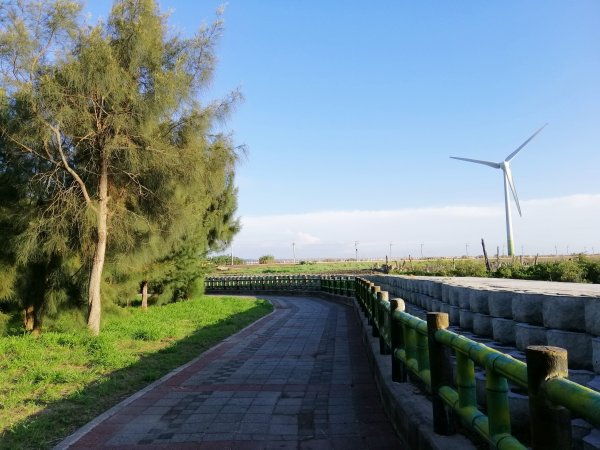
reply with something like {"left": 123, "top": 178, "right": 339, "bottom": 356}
{"left": 87, "top": 1, "right": 600, "bottom": 259}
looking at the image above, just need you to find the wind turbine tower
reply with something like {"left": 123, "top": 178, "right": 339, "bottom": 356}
{"left": 450, "top": 124, "right": 547, "bottom": 257}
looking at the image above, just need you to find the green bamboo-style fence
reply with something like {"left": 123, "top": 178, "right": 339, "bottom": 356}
{"left": 355, "top": 277, "right": 600, "bottom": 450}
{"left": 205, "top": 275, "right": 355, "bottom": 297}
{"left": 205, "top": 275, "right": 600, "bottom": 449}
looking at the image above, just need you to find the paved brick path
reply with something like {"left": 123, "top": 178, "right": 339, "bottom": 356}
{"left": 61, "top": 296, "right": 403, "bottom": 449}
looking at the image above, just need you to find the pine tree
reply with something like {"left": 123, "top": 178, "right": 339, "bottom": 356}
{"left": 0, "top": 0, "right": 240, "bottom": 334}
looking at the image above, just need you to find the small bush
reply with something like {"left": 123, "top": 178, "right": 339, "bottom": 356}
{"left": 258, "top": 255, "right": 275, "bottom": 264}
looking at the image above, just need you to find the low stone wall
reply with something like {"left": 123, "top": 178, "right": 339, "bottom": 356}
{"left": 364, "top": 275, "right": 600, "bottom": 450}
{"left": 366, "top": 275, "right": 600, "bottom": 373}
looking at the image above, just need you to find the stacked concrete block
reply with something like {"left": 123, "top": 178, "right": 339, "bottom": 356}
{"left": 362, "top": 274, "right": 600, "bottom": 449}
{"left": 364, "top": 274, "right": 600, "bottom": 374}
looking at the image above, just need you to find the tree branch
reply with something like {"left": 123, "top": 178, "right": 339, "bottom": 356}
{"left": 51, "top": 125, "right": 97, "bottom": 213}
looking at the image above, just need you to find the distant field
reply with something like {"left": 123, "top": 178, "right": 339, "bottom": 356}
{"left": 211, "top": 254, "right": 600, "bottom": 284}
{"left": 0, "top": 296, "right": 272, "bottom": 450}
{"left": 211, "top": 260, "right": 378, "bottom": 275}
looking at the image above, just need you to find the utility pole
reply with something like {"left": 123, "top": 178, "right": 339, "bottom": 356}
{"left": 465, "top": 243, "right": 469, "bottom": 257}
{"left": 292, "top": 242, "right": 296, "bottom": 264}
{"left": 355, "top": 241, "right": 359, "bottom": 262}
{"left": 389, "top": 242, "right": 393, "bottom": 260}
{"left": 420, "top": 243, "right": 424, "bottom": 259}
{"left": 230, "top": 246, "right": 234, "bottom": 265}
{"left": 555, "top": 245, "right": 558, "bottom": 256}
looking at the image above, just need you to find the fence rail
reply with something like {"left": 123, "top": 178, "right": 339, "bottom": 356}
{"left": 355, "top": 277, "right": 600, "bottom": 450}
{"left": 205, "top": 275, "right": 600, "bottom": 449}
{"left": 205, "top": 275, "right": 355, "bottom": 297}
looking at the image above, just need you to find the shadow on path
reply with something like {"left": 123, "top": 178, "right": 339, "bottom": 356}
{"left": 0, "top": 303, "right": 270, "bottom": 450}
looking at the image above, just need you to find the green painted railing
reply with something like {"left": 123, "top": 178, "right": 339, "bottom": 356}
{"left": 355, "top": 277, "right": 600, "bottom": 450}
{"left": 205, "top": 275, "right": 355, "bottom": 297}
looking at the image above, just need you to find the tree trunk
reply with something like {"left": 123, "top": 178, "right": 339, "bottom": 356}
{"left": 141, "top": 280, "right": 148, "bottom": 309}
{"left": 87, "top": 157, "right": 108, "bottom": 336}
{"left": 32, "top": 313, "right": 42, "bottom": 336}
{"left": 24, "top": 305, "right": 34, "bottom": 331}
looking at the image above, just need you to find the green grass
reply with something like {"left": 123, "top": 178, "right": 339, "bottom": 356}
{"left": 212, "top": 260, "right": 377, "bottom": 275}
{"left": 0, "top": 296, "right": 272, "bottom": 450}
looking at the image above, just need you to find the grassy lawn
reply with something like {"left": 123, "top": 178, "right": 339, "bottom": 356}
{"left": 0, "top": 296, "right": 272, "bottom": 450}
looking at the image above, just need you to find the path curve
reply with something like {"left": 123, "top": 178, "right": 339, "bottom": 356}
{"left": 58, "top": 296, "right": 404, "bottom": 449}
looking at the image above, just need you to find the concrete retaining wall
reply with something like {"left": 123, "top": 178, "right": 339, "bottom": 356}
{"left": 366, "top": 275, "right": 600, "bottom": 372}
{"left": 364, "top": 274, "right": 600, "bottom": 449}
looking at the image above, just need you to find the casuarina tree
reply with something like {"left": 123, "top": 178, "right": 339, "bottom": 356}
{"left": 0, "top": 0, "right": 240, "bottom": 334}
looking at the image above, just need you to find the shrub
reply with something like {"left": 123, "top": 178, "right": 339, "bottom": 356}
{"left": 209, "top": 255, "right": 245, "bottom": 265}
{"left": 258, "top": 255, "right": 275, "bottom": 264}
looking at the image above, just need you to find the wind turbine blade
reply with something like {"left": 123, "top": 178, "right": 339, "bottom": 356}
{"left": 505, "top": 123, "right": 548, "bottom": 162}
{"left": 504, "top": 164, "right": 522, "bottom": 216}
{"left": 450, "top": 156, "right": 501, "bottom": 169}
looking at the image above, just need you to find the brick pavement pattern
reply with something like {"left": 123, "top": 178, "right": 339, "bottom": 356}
{"left": 65, "top": 296, "right": 403, "bottom": 449}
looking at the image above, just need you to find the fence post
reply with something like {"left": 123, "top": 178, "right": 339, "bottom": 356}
{"left": 377, "top": 291, "right": 389, "bottom": 354}
{"left": 426, "top": 312, "right": 454, "bottom": 435}
{"left": 370, "top": 285, "right": 380, "bottom": 336}
{"left": 366, "top": 283, "right": 374, "bottom": 321}
{"left": 526, "top": 346, "right": 572, "bottom": 450}
{"left": 390, "top": 298, "right": 406, "bottom": 382}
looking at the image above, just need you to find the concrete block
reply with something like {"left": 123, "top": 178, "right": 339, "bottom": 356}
{"left": 585, "top": 298, "right": 600, "bottom": 336}
{"left": 423, "top": 280, "right": 431, "bottom": 296}
{"left": 492, "top": 318, "right": 516, "bottom": 345}
{"left": 439, "top": 303, "right": 450, "bottom": 314}
{"left": 515, "top": 323, "right": 547, "bottom": 351}
{"left": 441, "top": 284, "right": 451, "bottom": 304}
{"left": 448, "top": 286, "right": 461, "bottom": 307}
{"left": 430, "top": 299, "right": 441, "bottom": 312}
{"left": 459, "top": 309, "right": 474, "bottom": 330}
{"left": 472, "top": 313, "right": 493, "bottom": 337}
{"left": 587, "top": 375, "right": 600, "bottom": 392}
{"left": 422, "top": 295, "right": 432, "bottom": 310}
{"left": 488, "top": 291, "right": 513, "bottom": 319}
{"left": 475, "top": 371, "right": 486, "bottom": 407}
{"left": 430, "top": 281, "right": 442, "bottom": 300}
{"left": 592, "top": 337, "right": 600, "bottom": 373}
{"left": 449, "top": 306, "right": 461, "bottom": 326}
{"left": 547, "top": 329, "right": 592, "bottom": 370}
{"left": 569, "top": 369, "right": 595, "bottom": 386}
{"left": 413, "top": 293, "right": 423, "bottom": 308}
{"left": 573, "top": 418, "right": 593, "bottom": 450}
{"left": 458, "top": 288, "right": 471, "bottom": 309}
{"left": 508, "top": 391, "right": 529, "bottom": 432}
{"left": 583, "top": 429, "right": 600, "bottom": 450}
{"left": 512, "top": 293, "right": 544, "bottom": 325}
{"left": 469, "top": 290, "right": 490, "bottom": 314}
{"left": 542, "top": 295, "right": 586, "bottom": 332}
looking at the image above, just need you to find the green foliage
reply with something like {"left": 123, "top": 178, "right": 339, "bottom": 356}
{"left": 0, "top": 0, "right": 242, "bottom": 332}
{"left": 0, "top": 296, "right": 272, "bottom": 448}
{"left": 491, "top": 255, "right": 592, "bottom": 283}
{"left": 209, "top": 255, "right": 245, "bottom": 265}
{"left": 258, "top": 255, "right": 275, "bottom": 264}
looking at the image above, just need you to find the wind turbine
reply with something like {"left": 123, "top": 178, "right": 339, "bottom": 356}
{"left": 450, "top": 124, "right": 547, "bottom": 257}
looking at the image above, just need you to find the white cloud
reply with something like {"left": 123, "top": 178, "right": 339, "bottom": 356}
{"left": 229, "top": 194, "right": 600, "bottom": 259}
